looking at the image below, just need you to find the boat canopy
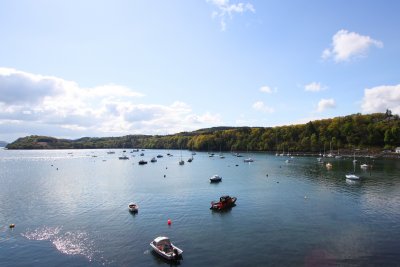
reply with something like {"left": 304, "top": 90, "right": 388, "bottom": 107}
{"left": 220, "top": 195, "right": 231, "bottom": 201}
{"left": 154, "top": 236, "right": 171, "bottom": 245}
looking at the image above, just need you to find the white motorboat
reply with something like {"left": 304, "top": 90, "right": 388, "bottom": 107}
{"left": 150, "top": 236, "right": 183, "bottom": 261}
{"left": 345, "top": 173, "right": 360, "bottom": 180}
{"left": 128, "top": 202, "right": 138, "bottom": 213}
{"left": 210, "top": 174, "right": 222, "bottom": 183}
{"left": 243, "top": 158, "right": 254, "bottom": 163}
{"left": 360, "top": 163, "right": 369, "bottom": 169}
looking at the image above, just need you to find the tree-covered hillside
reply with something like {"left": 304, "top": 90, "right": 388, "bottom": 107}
{"left": 6, "top": 112, "right": 400, "bottom": 152}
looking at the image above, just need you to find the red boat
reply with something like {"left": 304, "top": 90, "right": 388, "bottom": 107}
{"left": 210, "top": 195, "right": 237, "bottom": 210}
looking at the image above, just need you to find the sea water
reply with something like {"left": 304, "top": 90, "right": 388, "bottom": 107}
{"left": 1, "top": 149, "right": 399, "bottom": 266}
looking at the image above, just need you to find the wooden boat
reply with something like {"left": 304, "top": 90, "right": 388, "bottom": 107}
{"left": 150, "top": 236, "right": 183, "bottom": 261}
{"left": 128, "top": 202, "right": 139, "bottom": 213}
{"left": 210, "top": 195, "right": 237, "bottom": 210}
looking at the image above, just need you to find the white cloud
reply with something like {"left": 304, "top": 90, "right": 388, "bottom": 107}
{"left": 0, "top": 68, "right": 222, "bottom": 140}
{"left": 207, "top": 0, "right": 255, "bottom": 31}
{"left": 304, "top": 82, "right": 326, "bottom": 92}
{"left": 361, "top": 84, "right": 400, "bottom": 115}
{"left": 252, "top": 101, "right": 274, "bottom": 113}
{"left": 317, "top": 98, "right": 336, "bottom": 112}
{"left": 322, "top": 29, "right": 383, "bottom": 62}
{"left": 259, "top": 85, "right": 277, "bottom": 94}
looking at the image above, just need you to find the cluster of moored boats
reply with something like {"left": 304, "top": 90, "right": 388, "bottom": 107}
{"left": 128, "top": 192, "right": 237, "bottom": 262}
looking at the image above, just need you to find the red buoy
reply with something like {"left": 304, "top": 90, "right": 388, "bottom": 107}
{"left": 167, "top": 219, "right": 172, "bottom": 226}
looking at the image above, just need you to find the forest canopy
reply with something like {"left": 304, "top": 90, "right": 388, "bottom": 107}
{"left": 6, "top": 112, "right": 400, "bottom": 152}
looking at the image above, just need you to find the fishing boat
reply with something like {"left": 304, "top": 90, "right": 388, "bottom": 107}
{"left": 128, "top": 202, "right": 139, "bottom": 213}
{"left": 119, "top": 155, "right": 129, "bottom": 160}
{"left": 210, "top": 195, "right": 237, "bottom": 210}
{"left": 150, "top": 236, "right": 183, "bottom": 261}
{"left": 210, "top": 174, "right": 222, "bottom": 183}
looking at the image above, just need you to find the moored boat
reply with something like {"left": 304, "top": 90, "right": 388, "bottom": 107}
{"left": 128, "top": 202, "right": 139, "bottom": 213}
{"left": 346, "top": 161, "right": 360, "bottom": 180}
{"left": 326, "top": 162, "right": 332, "bottom": 169}
{"left": 119, "top": 155, "right": 129, "bottom": 160}
{"left": 345, "top": 173, "right": 360, "bottom": 180}
{"left": 138, "top": 160, "right": 148, "bottom": 165}
{"left": 150, "top": 236, "right": 183, "bottom": 261}
{"left": 210, "top": 174, "right": 222, "bottom": 183}
{"left": 210, "top": 195, "right": 237, "bottom": 210}
{"left": 360, "top": 163, "right": 369, "bottom": 169}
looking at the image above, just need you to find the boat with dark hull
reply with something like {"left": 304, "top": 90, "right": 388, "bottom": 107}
{"left": 210, "top": 195, "right": 237, "bottom": 210}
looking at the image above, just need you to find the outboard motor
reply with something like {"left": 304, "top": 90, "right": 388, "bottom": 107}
{"left": 173, "top": 248, "right": 180, "bottom": 260}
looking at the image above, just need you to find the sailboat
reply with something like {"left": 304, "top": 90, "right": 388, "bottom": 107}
{"left": 179, "top": 148, "right": 184, "bottom": 165}
{"left": 327, "top": 141, "right": 333, "bottom": 157}
{"left": 219, "top": 144, "right": 225, "bottom": 159}
{"left": 352, "top": 150, "right": 357, "bottom": 163}
{"left": 345, "top": 161, "right": 360, "bottom": 180}
{"left": 335, "top": 148, "right": 342, "bottom": 159}
{"left": 243, "top": 146, "right": 254, "bottom": 162}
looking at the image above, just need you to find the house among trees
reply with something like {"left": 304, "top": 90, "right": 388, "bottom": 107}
{"left": 396, "top": 147, "right": 400, "bottom": 153}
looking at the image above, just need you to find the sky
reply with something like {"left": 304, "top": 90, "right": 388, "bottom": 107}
{"left": 1, "top": 0, "right": 400, "bottom": 142}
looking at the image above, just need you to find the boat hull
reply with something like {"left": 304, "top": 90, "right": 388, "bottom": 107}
{"left": 345, "top": 174, "right": 360, "bottom": 180}
{"left": 150, "top": 242, "right": 183, "bottom": 261}
{"left": 210, "top": 196, "right": 237, "bottom": 210}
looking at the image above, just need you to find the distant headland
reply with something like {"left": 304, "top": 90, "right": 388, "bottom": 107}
{"left": 5, "top": 112, "right": 400, "bottom": 158}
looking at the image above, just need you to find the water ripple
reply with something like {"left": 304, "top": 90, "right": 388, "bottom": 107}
{"left": 21, "top": 226, "right": 99, "bottom": 262}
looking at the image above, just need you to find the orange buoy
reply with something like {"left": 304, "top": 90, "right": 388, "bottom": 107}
{"left": 167, "top": 219, "right": 171, "bottom": 226}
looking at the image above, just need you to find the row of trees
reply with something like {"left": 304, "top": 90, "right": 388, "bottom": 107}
{"left": 6, "top": 112, "right": 400, "bottom": 152}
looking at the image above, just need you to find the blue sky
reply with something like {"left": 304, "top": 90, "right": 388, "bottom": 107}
{"left": 1, "top": 0, "right": 400, "bottom": 142}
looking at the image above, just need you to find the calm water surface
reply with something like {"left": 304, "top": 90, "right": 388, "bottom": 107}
{"left": 1, "top": 148, "right": 399, "bottom": 266}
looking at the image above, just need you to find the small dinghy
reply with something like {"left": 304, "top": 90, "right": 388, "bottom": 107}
{"left": 150, "top": 236, "right": 183, "bottom": 261}
{"left": 128, "top": 202, "right": 139, "bottom": 213}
